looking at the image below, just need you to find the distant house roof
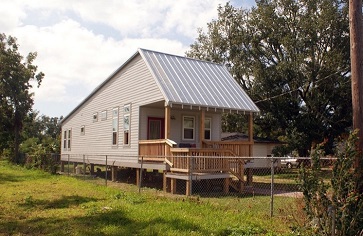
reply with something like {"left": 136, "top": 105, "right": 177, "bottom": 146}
{"left": 140, "top": 49, "right": 260, "bottom": 113}
{"left": 221, "top": 133, "right": 282, "bottom": 144}
{"left": 62, "top": 48, "right": 259, "bottom": 123}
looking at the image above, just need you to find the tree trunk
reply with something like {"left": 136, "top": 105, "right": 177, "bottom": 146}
{"left": 13, "top": 109, "right": 22, "bottom": 164}
{"left": 349, "top": 0, "right": 363, "bottom": 191}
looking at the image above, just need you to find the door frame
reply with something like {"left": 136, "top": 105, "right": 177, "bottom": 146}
{"left": 147, "top": 117, "right": 165, "bottom": 139}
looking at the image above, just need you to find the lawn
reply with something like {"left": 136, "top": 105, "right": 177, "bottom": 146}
{"left": 0, "top": 160, "right": 302, "bottom": 235}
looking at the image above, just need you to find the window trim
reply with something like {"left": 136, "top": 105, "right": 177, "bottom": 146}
{"left": 101, "top": 110, "right": 107, "bottom": 121}
{"left": 67, "top": 129, "right": 72, "bottom": 151}
{"left": 80, "top": 125, "right": 85, "bottom": 136}
{"left": 112, "top": 107, "right": 119, "bottom": 146}
{"left": 123, "top": 104, "right": 131, "bottom": 146}
{"left": 63, "top": 130, "right": 67, "bottom": 150}
{"left": 182, "top": 115, "right": 195, "bottom": 141}
{"left": 93, "top": 112, "right": 98, "bottom": 122}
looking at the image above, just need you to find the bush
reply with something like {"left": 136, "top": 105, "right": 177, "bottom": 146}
{"left": 299, "top": 130, "right": 363, "bottom": 235}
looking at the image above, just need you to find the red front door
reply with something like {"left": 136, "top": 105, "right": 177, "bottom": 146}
{"left": 148, "top": 117, "right": 165, "bottom": 139}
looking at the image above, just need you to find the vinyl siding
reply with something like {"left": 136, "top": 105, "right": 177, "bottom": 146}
{"left": 61, "top": 54, "right": 164, "bottom": 161}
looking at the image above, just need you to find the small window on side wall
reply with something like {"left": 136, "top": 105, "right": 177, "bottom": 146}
{"left": 101, "top": 110, "right": 107, "bottom": 120}
{"left": 81, "top": 125, "right": 85, "bottom": 135}
{"left": 63, "top": 130, "right": 67, "bottom": 149}
{"left": 67, "top": 129, "right": 72, "bottom": 150}
{"left": 93, "top": 112, "right": 98, "bottom": 122}
{"left": 123, "top": 104, "right": 131, "bottom": 145}
{"left": 112, "top": 107, "right": 118, "bottom": 145}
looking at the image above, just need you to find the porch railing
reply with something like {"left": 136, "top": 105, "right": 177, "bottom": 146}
{"left": 138, "top": 139, "right": 251, "bottom": 173}
{"left": 138, "top": 139, "right": 175, "bottom": 162}
{"left": 202, "top": 140, "right": 252, "bottom": 157}
{"left": 168, "top": 148, "right": 235, "bottom": 173}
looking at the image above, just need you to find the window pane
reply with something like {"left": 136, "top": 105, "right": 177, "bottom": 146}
{"left": 183, "top": 117, "right": 194, "bottom": 128}
{"left": 124, "top": 115, "right": 130, "bottom": 130}
{"left": 204, "top": 130, "right": 211, "bottom": 140}
{"left": 124, "top": 131, "right": 129, "bottom": 144}
{"left": 113, "top": 108, "right": 118, "bottom": 116}
{"left": 112, "top": 119, "right": 118, "bottom": 131}
{"left": 112, "top": 132, "right": 117, "bottom": 145}
{"left": 204, "top": 119, "right": 211, "bottom": 129}
{"left": 184, "top": 129, "right": 193, "bottom": 139}
{"left": 101, "top": 110, "right": 107, "bottom": 120}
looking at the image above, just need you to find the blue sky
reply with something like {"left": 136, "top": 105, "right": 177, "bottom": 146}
{"left": 1, "top": 0, "right": 255, "bottom": 118}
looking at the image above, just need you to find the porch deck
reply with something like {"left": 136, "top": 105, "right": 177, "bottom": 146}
{"left": 138, "top": 139, "right": 252, "bottom": 195}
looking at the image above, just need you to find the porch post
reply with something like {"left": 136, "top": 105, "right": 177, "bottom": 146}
{"left": 199, "top": 109, "right": 205, "bottom": 148}
{"left": 165, "top": 105, "right": 171, "bottom": 140}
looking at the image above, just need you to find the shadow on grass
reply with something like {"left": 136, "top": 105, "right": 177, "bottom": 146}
{"left": 19, "top": 195, "right": 98, "bottom": 209}
{"left": 0, "top": 208, "right": 206, "bottom": 236}
{"left": 0, "top": 172, "right": 28, "bottom": 184}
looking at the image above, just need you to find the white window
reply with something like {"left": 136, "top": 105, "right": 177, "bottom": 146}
{"left": 63, "top": 130, "right": 67, "bottom": 150}
{"left": 204, "top": 118, "right": 211, "bottom": 140}
{"left": 123, "top": 104, "right": 131, "bottom": 145}
{"left": 80, "top": 125, "right": 85, "bottom": 135}
{"left": 101, "top": 110, "right": 107, "bottom": 121}
{"left": 67, "top": 129, "right": 72, "bottom": 150}
{"left": 112, "top": 107, "right": 118, "bottom": 145}
{"left": 93, "top": 112, "right": 98, "bottom": 122}
{"left": 183, "top": 116, "right": 195, "bottom": 140}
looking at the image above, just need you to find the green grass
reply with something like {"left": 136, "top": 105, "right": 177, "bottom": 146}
{"left": 0, "top": 160, "right": 301, "bottom": 235}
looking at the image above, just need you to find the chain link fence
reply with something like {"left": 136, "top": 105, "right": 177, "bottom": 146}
{"left": 57, "top": 154, "right": 336, "bottom": 218}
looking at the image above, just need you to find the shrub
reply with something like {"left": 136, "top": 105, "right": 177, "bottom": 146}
{"left": 299, "top": 130, "right": 363, "bottom": 235}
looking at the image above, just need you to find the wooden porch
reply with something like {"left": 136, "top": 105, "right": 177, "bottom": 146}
{"left": 138, "top": 139, "right": 253, "bottom": 195}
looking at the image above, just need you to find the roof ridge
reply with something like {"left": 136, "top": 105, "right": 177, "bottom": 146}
{"left": 138, "top": 48, "right": 225, "bottom": 67}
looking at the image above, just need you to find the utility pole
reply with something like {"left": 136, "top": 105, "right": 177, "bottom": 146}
{"left": 349, "top": 0, "right": 363, "bottom": 187}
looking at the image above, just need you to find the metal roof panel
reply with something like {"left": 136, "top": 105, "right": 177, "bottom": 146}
{"left": 139, "top": 48, "right": 260, "bottom": 113}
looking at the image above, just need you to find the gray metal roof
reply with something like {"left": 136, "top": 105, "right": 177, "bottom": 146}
{"left": 139, "top": 48, "right": 260, "bottom": 113}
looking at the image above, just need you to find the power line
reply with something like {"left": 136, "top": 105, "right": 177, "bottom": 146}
{"left": 254, "top": 68, "right": 350, "bottom": 104}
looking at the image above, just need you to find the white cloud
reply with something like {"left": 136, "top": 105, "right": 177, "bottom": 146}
{"left": 0, "top": 1, "right": 27, "bottom": 31}
{"left": 1, "top": 0, "right": 254, "bottom": 117}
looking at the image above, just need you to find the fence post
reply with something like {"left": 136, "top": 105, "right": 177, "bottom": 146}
{"left": 270, "top": 157, "right": 275, "bottom": 218}
{"left": 83, "top": 154, "right": 86, "bottom": 180}
{"left": 105, "top": 155, "right": 108, "bottom": 186}
{"left": 188, "top": 156, "right": 193, "bottom": 196}
{"left": 67, "top": 154, "right": 70, "bottom": 176}
{"left": 139, "top": 156, "right": 143, "bottom": 193}
{"left": 189, "top": 156, "right": 194, "bottom": 196}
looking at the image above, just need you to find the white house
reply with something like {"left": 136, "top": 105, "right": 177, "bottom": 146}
{"left": 61, "top": 48, "right": 260, "bottom": 195}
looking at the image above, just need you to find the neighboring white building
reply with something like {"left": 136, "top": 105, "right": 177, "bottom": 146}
{"left": 60, "top": 48, "right": 260, "bottom": 195}
{"left": 222, "top": 133, "right": 282, "bottom": 168}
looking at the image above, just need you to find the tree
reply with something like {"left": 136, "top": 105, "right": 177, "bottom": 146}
{"left": 22, "top": 112, "right": 62, "bottom": 154}
{"left": 0, "top": 33, "right": 44, "bottom": 163}
{"left": 349, "top": 0, "right": 363, "bottom": 194}
{"left": 187, "top": 0, "right": 352, "bottom": 155}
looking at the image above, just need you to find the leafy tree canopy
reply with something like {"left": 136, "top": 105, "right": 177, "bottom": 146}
{"left": 0, "top": 33, "right": 44, "bottom": 162}
{"left": 187, "top": 0, "right": 351, "bottom": 155}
